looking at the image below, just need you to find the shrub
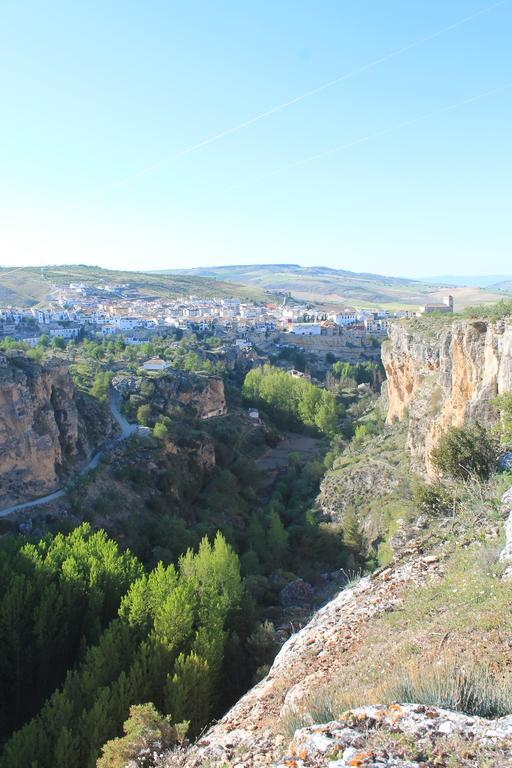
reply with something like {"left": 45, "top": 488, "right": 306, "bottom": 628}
{"left": 97, "top": 703, "right": 188, "bottom": 768}
{"left": 153, "top": 422, "right": 169, "bottom": 441}
{"left": 246, "top": 621, "right": 278, "bottom": 671}
{"left": 137, "top": 404, "right": 152, "bottom": 426}
{"left": 431, "top": 424, "right": 497, "bottom": 481}
{"left": 342, "top": 507, "right": 365, "bottom": 557}
{"left": 411, "top": 479, "right": 453, "bottom": 516}
{"left": 462, "top": 300, "right": 512, "bottom": 322}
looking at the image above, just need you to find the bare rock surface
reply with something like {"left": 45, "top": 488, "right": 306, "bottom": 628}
{"left": 275, "top": 704, "right": 512, "bottom": 767}
{"left": 0, "top": 353, "right": 110, "bottom": 505}
{"left": 162, "top": 552, "right": 444, "bottom": 768}
{"left": 112, "top": 370, "right": 226, "bottom": 420}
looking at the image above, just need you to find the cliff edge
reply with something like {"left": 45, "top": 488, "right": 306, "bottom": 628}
{"left": 382, "top": 317, "right": 512, "bottom": 476}
{"left": 0, "top": 353, "right": 111, "bottom": 506}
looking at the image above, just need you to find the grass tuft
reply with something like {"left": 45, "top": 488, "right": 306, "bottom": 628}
{"left": 381, "top": 657, "right": 512, "bottom": 718}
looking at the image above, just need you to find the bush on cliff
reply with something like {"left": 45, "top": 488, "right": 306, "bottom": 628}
{"left": 431, "top": 424, "right": 497, "bottom": 482}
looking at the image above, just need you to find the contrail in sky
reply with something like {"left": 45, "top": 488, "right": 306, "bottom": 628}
{"left": 240, "top": 82, "right": 512, "bottom": 185}
{"left": 88, "top": 0, "right": 508, "bottom": 200}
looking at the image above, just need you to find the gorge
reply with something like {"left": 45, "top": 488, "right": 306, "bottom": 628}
{"left": 1, "top": 312, "right": 512, "bottom": 768}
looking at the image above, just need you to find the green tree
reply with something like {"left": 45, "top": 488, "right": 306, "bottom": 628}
{"left": 267, "top": 510, "right": 288, "bottom": 564}
{"left": 247, "top": 513, "right": 266, "bottom": 560}
{"left": 51, "top": 336, "right": 66, "bottom": 350}
{"left": 153, "top": 421, "right": 168, "bottom": 440}
{"left": 165, "top": 652, "right": 210, "bottom": 736}
{"left": 342, "top": 507, "right": 364, "bottom": 556}
{"left": 314, "top": 390, "right": 338, "bottom": 436}
{"left": 90, "top": 371, "right": 113, "bottom": 403}
{"left": 136, "top": 404, "right": 152, "bottom": 426}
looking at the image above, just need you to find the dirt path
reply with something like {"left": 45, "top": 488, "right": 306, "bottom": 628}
{"left": 0, "top": 391, "right": 139, "bottom": 518}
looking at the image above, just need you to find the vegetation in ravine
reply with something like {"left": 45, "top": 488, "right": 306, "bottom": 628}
{"left": 1, "top": 530, "right": 242, "bottom": 768}
{"left": 0, "top": 349, "right": 372, "bottom": 767}
{"left": 242, "top": 364, "right": 340, "bottom": 436}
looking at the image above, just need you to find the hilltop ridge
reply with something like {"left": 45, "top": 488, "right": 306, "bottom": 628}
{"left": 158, "top": 263, "right": 512, "bottom": 309}
{"left": 0, "top": 264, "right": 267, "bottom": 307}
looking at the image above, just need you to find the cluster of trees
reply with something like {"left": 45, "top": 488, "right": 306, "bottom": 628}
{"left": 0, "top": 526, "right": 142, "bottom": 741}
{"left": 79, "top": 334, "right": 224, "bottom": 376}
{"left": 0, "top": 334, "right": 68, "bottom": 362}
{"left": 463, "top": 300, "right": 512, "bottom": 322}
{"left": 327, "top": 360, "right": 383, "bottom": 390}
{"left": 235, "top": 455, "right": 357, "bottom": 586}
{"left": 243, "top": 365, "right": 339, "bottom": 436}
{"left": 1, "top": 528, "right": 243, "bottom": 768}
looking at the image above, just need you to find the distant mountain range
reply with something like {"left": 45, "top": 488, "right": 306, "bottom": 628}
{"left": 155, "top": 263, "right": 512, "bottom": 309}
{"left": 419, "top": 275, "right": 512, "bottom": 290}
{"left": 4, "top": 263, "right": 511, "bottom": 310}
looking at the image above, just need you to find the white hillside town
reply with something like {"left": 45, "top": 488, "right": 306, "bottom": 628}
{"left": 0, "top": 276, "right": 444, "bottom": 359}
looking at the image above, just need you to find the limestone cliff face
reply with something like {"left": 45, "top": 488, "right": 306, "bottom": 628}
{"left": 382, "top": 317, "right": 512, "bottom": 476}
{"left": 0, "top": 354, "right": 110, "bottom": 506}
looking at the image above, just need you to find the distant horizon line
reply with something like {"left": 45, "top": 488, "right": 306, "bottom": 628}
{"left": 2, "top": 262, "right": 511, "bottom": 284}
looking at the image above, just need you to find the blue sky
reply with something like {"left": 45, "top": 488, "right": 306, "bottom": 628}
{"left": 1, "top": 0, "right": 511, "bottom": 276}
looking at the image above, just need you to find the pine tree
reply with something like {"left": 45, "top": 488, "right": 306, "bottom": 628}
{"left": 342, "top": 507, "right": 364, "bottom": 556}
{"left": 267, "top": 510, "right": 288, "bottom": 564}
{"left": 165, "top": 652, "right": 210, "bottom": 736}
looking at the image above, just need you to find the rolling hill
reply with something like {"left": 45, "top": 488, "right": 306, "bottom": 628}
{"left": 418, "top": 274, "right": 512, "bottom": 289}
{"left": 155, "top": 263, "right": 512, "bottom": 309}
{"left": 0, "top": 265, "right": 267, "bottom": 307}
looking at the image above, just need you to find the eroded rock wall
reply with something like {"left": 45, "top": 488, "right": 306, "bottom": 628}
{"left": 382, "top": 318, "right": 512, "bottom": 476}
{"left": 0, "top": 354, "right": 109, "bottom": 505}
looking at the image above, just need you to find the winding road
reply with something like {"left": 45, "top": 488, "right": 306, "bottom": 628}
{"left": 0, "top": 391, "right": 139, "bottom": 519}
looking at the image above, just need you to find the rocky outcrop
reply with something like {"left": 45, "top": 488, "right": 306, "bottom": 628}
{"left": 382, "top": 318, "right": 512, "bottom": 476}
{"left": 162, "top": 552, "right": 444, "bottom": 768}
{"left": 112, "top": 370, "right": 227, "bottom": 420}
{"left": 0, "top": 354, "right": 110, "bottom": 505}
{"left": 275, "top": 704, "right": 512, "bottom": 767}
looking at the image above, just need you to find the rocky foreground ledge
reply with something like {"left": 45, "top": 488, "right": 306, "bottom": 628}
{"left": 163, "top": 554, "right": 446, "bottom": 768}
{"left": 276, "top": 704, "right": 512, "bottom": 767}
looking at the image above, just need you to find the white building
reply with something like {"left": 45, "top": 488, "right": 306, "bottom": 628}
{"left": 332, "top": 311, "right": 357, "bottom": 327}
{"left": 113, "top": 316, "right": 145, "bottom": 330}
{"left": 100, "top": 324, "right": 117, "bottom": 336}
{"left": 142, "top": 357, "right": 171, "bottom": 371}
{"left": 290, "top": 322, "right": 321, "bottom": 336}
{"left": 48, "top": 324, "right": 81, "bottom": 339}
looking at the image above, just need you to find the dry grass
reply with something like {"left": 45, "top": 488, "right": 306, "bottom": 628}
{"left": 280, "top": 494, "right": 512, "bottom": 734}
